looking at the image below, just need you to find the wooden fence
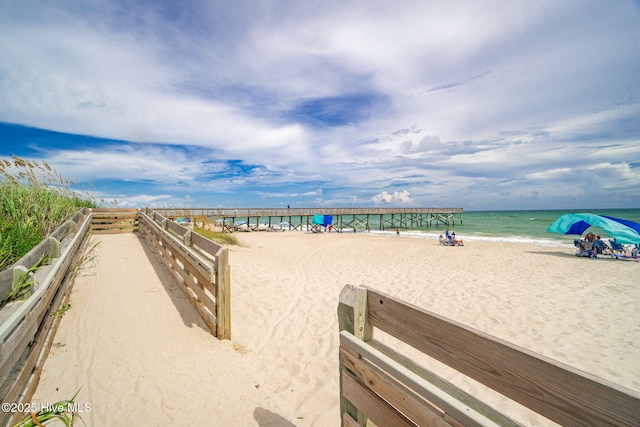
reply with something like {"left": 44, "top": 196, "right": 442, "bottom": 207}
{"left": 0, "top": 207, "right": 231, "bottom": 425}
{"left": 90, "top": 208, "right": 138, "bottom": 233}
{"left": 0, "top": 208, "right": 92, "bottom": 427}
{"left": 338, "top": 285, "right": 640, "bottom": 427}
{"left": 138, "top": 208, "right": 231, "bottom": 339}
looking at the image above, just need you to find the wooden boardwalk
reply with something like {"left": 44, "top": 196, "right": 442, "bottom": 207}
{"left": 0, "top": 208, "right": 231, "bottom": 425}
{"left": 156, "top": 207, "right": 464, "bottom": 233}
{"left": 30, "top": 233, "right": 233, "bottom": 425}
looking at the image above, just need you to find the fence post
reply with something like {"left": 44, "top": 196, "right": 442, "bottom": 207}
{"left": 47, "top": 237, "right": 61, "bottom": 259}
{"left": 215, "top": 248, "right": 231, "bottom": 340}
{"left": 65, "top": 218, "right": 78, "bottom": 235}
{"left": 337, "top": 284, "right": 371, "bottom": 426}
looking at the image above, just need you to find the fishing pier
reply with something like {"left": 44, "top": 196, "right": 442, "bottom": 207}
{"left": 156, "top": 207, "right": 463, "bottom": 233}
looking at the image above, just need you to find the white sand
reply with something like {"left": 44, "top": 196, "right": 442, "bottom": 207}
{"left": 32, "top": 231, "right": 640, "bottom": 426}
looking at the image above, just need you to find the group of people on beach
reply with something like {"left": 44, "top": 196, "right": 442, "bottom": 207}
{"left": 439, "top": 229, "right": 463, "bottom": 246}
{"left": 574, "top": 232, "right": 603, "bottom": 258}
{"left": 575, "top": 233, "right": 639, "bottom": 259}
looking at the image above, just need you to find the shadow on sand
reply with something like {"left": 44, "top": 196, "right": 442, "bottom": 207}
{"left": 136, "top": 233, "right": 211, "bottom": 333}
{"left": 525, "top": 250, "right": 623, "bottom": 262}
{"left": 253, "top": 407, "right": 297, "bottom": 427}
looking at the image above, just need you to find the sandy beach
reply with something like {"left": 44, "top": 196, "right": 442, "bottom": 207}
{"left": 32, "top": 230, "right": 640, "bottom": 426}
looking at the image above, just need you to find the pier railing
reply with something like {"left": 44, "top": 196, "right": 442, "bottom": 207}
{"left": 337, "top": 285, "right": 640, "bottom": 427}
{"left": 156, "top": 207, "right": 464, "bottom": 232}
{"left": 156, "top": 207, "right": 463, "bottom": 217}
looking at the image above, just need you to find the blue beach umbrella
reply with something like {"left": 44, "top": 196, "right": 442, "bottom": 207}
{"left": 547, "top": 213, "right": 640, "bottom": 244}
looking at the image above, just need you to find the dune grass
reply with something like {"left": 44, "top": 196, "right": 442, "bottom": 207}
{"left": 186, "top": 215, "right": 240, "bottom": 246}
{"left": 0, "top": 156, "right": 98, "bottom": 271}
{"left": 193, "top": 228, "right": 240, "bottom": 246}
{"left": 13, "top": 388, "right": 82, "bottom": 427}
{"left": 0, "top": 255, "right": 49, "bottom": 307}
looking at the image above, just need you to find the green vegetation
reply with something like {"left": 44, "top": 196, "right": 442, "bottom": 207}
{"left": 193, "top": 228, "right": 240, "bottom": 246}
{"left": 189, "top": 215, "right": 240, "bottom": 246}
{"left": 51, "top": 303, "right": 73, "bottom": 318}
{"left": 0, "top": 255, "right": 49, "bottom": 308}
{"left": 0, "top": 156, "right": 98, "bottom": 271}
{"left": 67, "top": 239, "right": 100, "bottom": 282}
{"left": 13, "top": 388, "right": 82, "bottom": 426}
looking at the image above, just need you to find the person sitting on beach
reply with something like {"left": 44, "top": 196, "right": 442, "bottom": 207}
{"left": 594, "top": 235, "right": 606, "bottom": 254}
{"left": 451, "top": 232, "right": 464, "bottom": 246}
{"left": 444, "top": 229, "right": 453, "bottom": 245}
{"left": 438, "top": 234, "right": 446, "bottom": 245}
{"left": 583, "top": 233, "right": 597, "bottom": 258}
{"left": 574, "top": 237, "right": 594, "bottom": 257}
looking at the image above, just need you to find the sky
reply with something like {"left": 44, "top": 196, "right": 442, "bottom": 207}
{"left": 1, "top": 0, "right": 639, "bottom": 210}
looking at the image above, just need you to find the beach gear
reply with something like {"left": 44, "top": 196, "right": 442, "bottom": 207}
{"left": 312, "top": 214, "right": 333, "bottom": 227}
{"left": 609, "top": 239, "right": 624, "bottom": 251}
{"left": 547, "top": 213, "right": 640, "bottom": 244}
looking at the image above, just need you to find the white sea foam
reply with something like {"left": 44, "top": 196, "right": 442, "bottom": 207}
{"left": 367, "top": 229, "right": 573, "bottom": 248}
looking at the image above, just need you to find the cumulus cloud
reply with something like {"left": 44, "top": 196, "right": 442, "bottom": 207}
{"left": 0, "top": 0, "right": 639, "bottom": 209}
{"left": 114, "top": 194, "right": 175, "bottom": 209}
{"left": 43, "top": 144, "right": 205, "bottom": 183}
{"left": 371, "top": 191, "right": 414, "bottom": 205}
{"left": 400, "top": 135, "right": 444, "bottom": 154}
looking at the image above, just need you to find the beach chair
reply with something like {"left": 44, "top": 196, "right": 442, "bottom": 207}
{"left": 574, "top": 239, "right": 596, "bottom": 257}
{"left": 609, "top": 239, "right": 624, "bottom": 253}
{"left": 443, "top": 230, "right": 454, "bottom": 246}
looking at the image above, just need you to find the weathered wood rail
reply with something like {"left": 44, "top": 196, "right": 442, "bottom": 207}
{"left": 338, "top": 285, "right": 640, "bottom": 427}
{"left": 90, "top": 208, "right": 138, "bottom": 233}
{"left": 138, "top": 207, "right": 230, "bottom": 340}
{"left": 0, "top": 208, "right": 92, "bottom": 427}
{"left": 0, "top": 207, "right": 230, "bottom": 426}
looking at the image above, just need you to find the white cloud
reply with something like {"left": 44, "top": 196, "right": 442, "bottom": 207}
{"left": 371, "top": 190, "right": 414, "bottom": 205}
{"left": 111, "top": 194, "right": 175, "bottom": 209}
{"left": 1, "top": 0, "right": 639, "bottom": 209}
{"left": 45, "top": 146, "right": 200, "bottom": 183}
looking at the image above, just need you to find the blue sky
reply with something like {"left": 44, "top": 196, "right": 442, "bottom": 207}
{"left": 1, "top": 0, "right": 639, "bottom": 210}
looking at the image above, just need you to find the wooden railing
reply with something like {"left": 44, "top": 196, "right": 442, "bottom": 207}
{"left": 90, "top": 208, "right": 138, "bottom": 233}
{"left": 0, "top": 207, "right": 231, "bottom": 425}
{"left": 0, "top": 208, "right": 92, "bottom": 427}
{"left": 138, "top": 208, "right": 230, "bottom": 339}
{"left": 88, "top": 207, "right": 230, "bottom": 338}
{"left": 337, "top": 285, "right": 640, "bottom": 427}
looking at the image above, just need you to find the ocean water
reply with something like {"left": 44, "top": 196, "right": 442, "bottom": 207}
{"left": 370, "top": 209, "right": 640, "bottom": 247}
{"left": 215, "top": 208, "right": 640, "bottom": 247}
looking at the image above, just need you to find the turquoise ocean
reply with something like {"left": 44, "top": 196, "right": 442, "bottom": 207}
{"left": 367, "top": 209, "right": 640, "bottom": 247}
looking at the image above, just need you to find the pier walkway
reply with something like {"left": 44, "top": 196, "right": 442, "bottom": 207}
{"left": 157, "top": 207, "right": 464, "bottom": 233}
